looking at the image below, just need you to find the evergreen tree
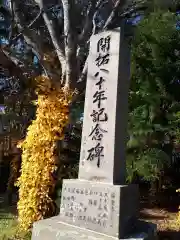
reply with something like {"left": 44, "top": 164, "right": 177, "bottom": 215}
{"left": 127, "top": 10, "right": 180, "bottom": 189}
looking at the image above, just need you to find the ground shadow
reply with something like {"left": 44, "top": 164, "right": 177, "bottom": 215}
{"left": 158, "top": 231, "right": 180, "bottom": 240}
{"left": 139, "top": 188, "right": 179, "bottom": 214}
{"left": 0, "top": 194, "right": 17, "bottom": 219}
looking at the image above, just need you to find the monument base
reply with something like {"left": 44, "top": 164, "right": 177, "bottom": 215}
{"left": 32, "top": 217, "right": 157, "bottom": 240}
{"left": 58, "top": 180, "right": 139, "bottom": 238}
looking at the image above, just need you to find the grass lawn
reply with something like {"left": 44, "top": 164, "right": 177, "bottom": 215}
{"left": 0, "top": 195, "right": 31, "bottom": 240}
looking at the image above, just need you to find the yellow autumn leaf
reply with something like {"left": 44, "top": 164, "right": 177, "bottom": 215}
{"left": 16, "top": 76, "right": 75, "bottom": 231}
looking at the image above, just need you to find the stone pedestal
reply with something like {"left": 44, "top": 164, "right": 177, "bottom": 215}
{"left": 31, "top": 180, "right": 156, "bottom": 240}
{"left": 59, "top": 180, "right": 139, "bottom": 238}
{"left": 32, "top": 218, "right": 157, "bottom": 240}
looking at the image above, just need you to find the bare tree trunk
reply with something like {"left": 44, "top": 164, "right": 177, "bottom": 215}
{"left": 149, "top": 180, "right": 158, "bottom": 206}
{"left": 37, "top": 0, "right": 66, "bottom": 80}
{"left": 62, "top": 0, "right": 78, "bottom": 88}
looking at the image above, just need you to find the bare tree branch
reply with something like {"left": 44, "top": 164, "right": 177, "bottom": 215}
{"left": 119, "top": 0, "right": 147, "bottom": 18}
{"left": 2, "top": 48, "right": 44, "bottom": 78}
{"left": 8, "top": 0, "right": 136, "bottom": 92}
{"left": 92, "top": 0, "right": 109, "bottom": 34}
{"left": 78, "top": 0, "right": 96, "bottom": 43}
{"left": 78, "top": 57, "right": 88, "bottom": 84}
{"left": 78, "top": 0, "right": 126, "bottom": 86}
{"left": 77, "top": 0, "right": 109, "bottom": 84}
{"left": 11, "top": 0, "right": 61, "bottom": 79}
{"left": 10, "top": 8, "right": 43, "bottom": 43}
{"left": 0, "top": 48, "right": 27, "bottom": 82}
{"left": 12, "top": 0, "right": 44, "bottom": 57}
{"left": 103, "top": 0, "right": 125, "bottom": 30}
{"left": 37, "top": 0, "right": 66, "bottom": 79}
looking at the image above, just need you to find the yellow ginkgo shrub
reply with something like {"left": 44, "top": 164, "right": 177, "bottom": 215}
{"left": 16, "top": 76, "right": 74, "bottom": 231}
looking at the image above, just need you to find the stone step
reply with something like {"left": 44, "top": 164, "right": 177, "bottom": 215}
{"left": 32, "top": 217, "right": 157, "bottom": 240}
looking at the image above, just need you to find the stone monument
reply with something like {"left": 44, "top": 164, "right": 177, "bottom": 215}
{"left": 32, "top": 27, "right": 157, "bottom": 240}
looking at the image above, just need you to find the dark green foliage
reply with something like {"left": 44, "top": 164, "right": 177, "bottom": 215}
{"left": 0, "top": 5, "right": 11, "bottom": 42}
{"left": 127, "top": 10, "right": 180, "bottom": 182}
